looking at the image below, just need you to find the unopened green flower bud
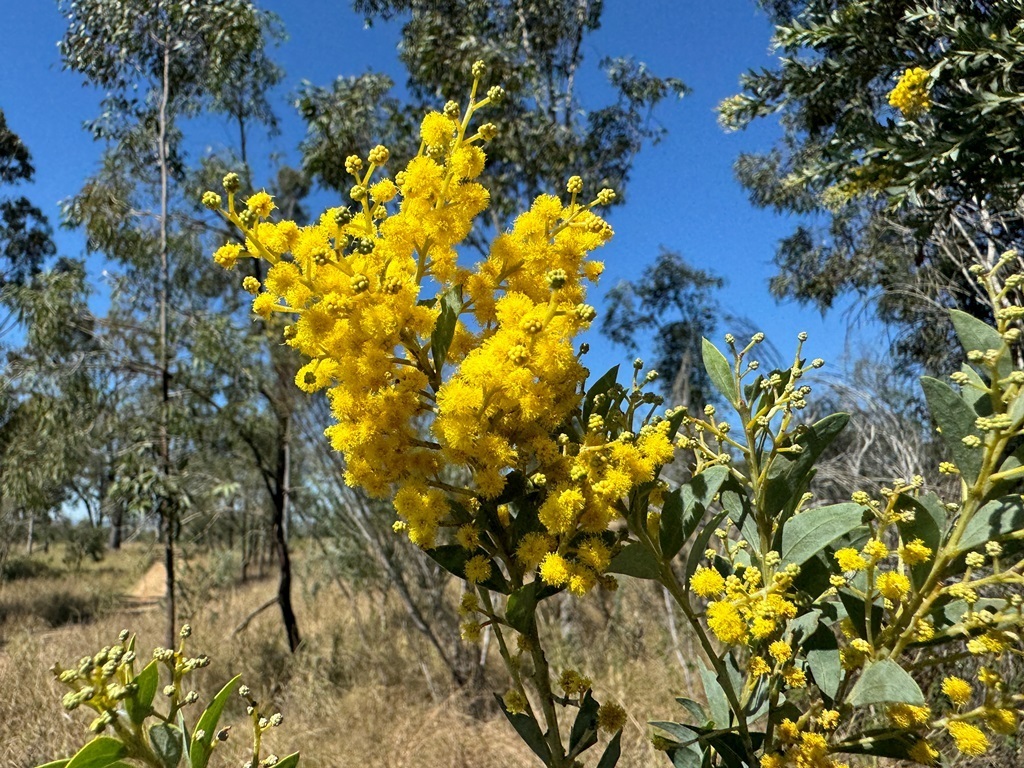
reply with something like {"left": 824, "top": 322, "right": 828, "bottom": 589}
{"left": 238, "top": 209, "right": 257, "bottom": 229}
{"left": 443, "top": 100, "right": 460, "bottom": 119}
{"left": 487, "top": 85, "right": 505, "bottom": 103}
{"left": 596, "top": 188, "right": 616, "bottom": 205}
{"left": 367, "top": 145, "right": 390, "bottom": 165}
{"left": 351, "top": 274, "right": 370, "bottom": 293}
{"left": 349, "top": 184, "right": 367, "bottom": 201}
{"left": 478, "top": 123, "right": 498, "bottom": 141}
{"left": 345, "top": 155, "right": 364, "bottom": 175}
{"left": 202, "top": 191, "right": 222, "bottom": 210}
{"left": 222, "top": 173, "right": 241, "bottom": 193}
{"left": 546, "top": 269, "right": 568, "bottom": 290}
{"left": 334, "top": 207, "right": 353, "bottom": 226}
{"left": 471, "top": 60, "right": 487, "bottom": 79}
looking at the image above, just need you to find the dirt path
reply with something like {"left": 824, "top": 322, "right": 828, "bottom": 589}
{"left": 125, "top": 560, "right": 165, "bottom": 608}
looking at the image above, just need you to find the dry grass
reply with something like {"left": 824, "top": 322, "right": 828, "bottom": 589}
{"left": 0, "top": 544, "right": 696, "bottom": 768}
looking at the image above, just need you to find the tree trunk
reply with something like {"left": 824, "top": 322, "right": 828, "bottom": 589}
{"left": 25, "top": 512, "right": 34, "bottom": 555}
{"left": 158, "top": 36, "right": 176, "bottom": 650}
{"left": 273, "top": 412, "right": 300, "bottom": 651}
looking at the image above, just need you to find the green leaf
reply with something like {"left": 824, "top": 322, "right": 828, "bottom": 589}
{"left": 698, "top": 666, "right": 730, "bottom": 729}
{"left": 837, "top": 589, "right": 883, "bottom": 642}
{"left": 505, "top": 582, "right": 540, "bottom": 635}
{"left": 127, "top": 659, "right": 159, "bottom": 725}
{"left": 804, "top": 626, "right": 841, "bottom": 702}
{"left": 957, "top": 495, "right": 1024, "bottom": 554}
{"left": 595, "top": 731, "right": 621, "bottom": 768}
{"left": 675, "top": 697, "right": 708, "bottom": 725}
{"left": 66, "top": 738, "right": 127, "bottom": 768}
{"left": 651, "top": 722, "right": 702, "bottom": 768}
{"left": 608, "top": 542, "right": 661, "bottom": 580}
{"left": 34, "top": 761, "right": 70, "bottom": 768}
{"left": 780, "top": 503, "right": 864, "bottom": 566}
{"left": 950, "top": 309, "right": 1011, "bottom": 381}
{"left": 763, "top": 413, "right": 849, "bottom": 517}
{"left": 659, "top": 489, "right": 686, "bottom": 560}
{"left": 423, "top": 545, "right": 509, "bottom": 593}
{"left": 921, "top": 376, "right": 984, "bottom": 484}
{"left": 848, "top": 660, "right": 924, "bottom": 706}
{"left": 682, "top": 466, "right": 730, "bottom": 518}
{"left": 273, "top": 754, "right": 300, "bottom": 768}
{"left": 685, "top": 511, "right": 729, "bottom": 587}
{"left": 569, "top": 691, "right": 600, "bottom": 754}
{"left": 583, "top": 365, "right": 619, "bottom": 421}
{"left": 189, "top": 673, "right": 241, "bottom": 768}
{"left": 835, "top": 730, "right": 921, "bottom": 760}
{"left": 494, "top": 694, "right": 551, "bottom": 764}
{"left": 150, "top": 723, "right": 183, "bottom": 768}
{"left": 430, "top": 284, "right": 461, "bottom": 374}
{"left": 702, "top": 338, "right": 737, "bottom": 404}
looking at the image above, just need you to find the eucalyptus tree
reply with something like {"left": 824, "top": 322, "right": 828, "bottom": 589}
{"left": 724, "top": 0, "right": 1024, "bottom": 374}
{"left": 297, "top": 0, "right": 688, "bottom": 248}
{"left": 58, "top": 0, "right": 284, "bottom": 648}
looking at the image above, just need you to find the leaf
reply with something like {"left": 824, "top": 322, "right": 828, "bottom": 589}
{"left": 150, "top": 723, "right": 183, "bottom": 768}
{"left": 273, "top": 754, "right": 300, "bottom": 768}
{"left": 921, "top": 376, "right": 984, "bottom": 484}
{"left": 34, "top": 761, "right": 70, "bottom": 768}
{"left": 848, "top": 660, "right": 924, "bottom": 706}
{"left": 698, "top": 666, "right": 730, "bottom": 728}
{"left": 189, "top": 674, "right": 241, "bottom": 768}
{"left": 950, "top": 309, "right": 1011, "bottom": 381}
{"left": 780, "top": 503, "right": 864, "bottom": 566}
{"left": 651, "top": 722, "right": 702, "bottom": 768}
{"left": 835, "top": 730, "right": 921, "bottom": 760}
{"left": 423, "top": 545, "right": 509, "bottom": 593}
{"left": 674, "top": 697, "right": 708, "bottom": 725}
{"left": 608, "top": 542, "right": 661, "bottom": 580}
{"left": 583, "top": 365, "right": 619, "bottom": 421}
{"left": 837, "top": 589, "right": 883, "bottom": 642}
{"left": 66, "top": 738, "right": 127, "bottom": 768}
{"left": 659, "top": 489, "right": 686, "bottom": 559}
{"left": 127, "top": 659, "right": 159, "bottom": 725}
{"left": 685, "top": 511, "right": 729, "bottom": 586}
{"left": 595, "top": 731, "right": 622, "bottom": 768}
{"left": 702, "top": 338, "right": 737, "bottom": 404}
{"left": 569, "top": 691, "right": 600, "bottom": 754}
{"left": 494, "top": 694, "right": 551, "bottom": 764}
{"left": 505, "top": 582, "right": 540, "bottom": 635}
{"left": 763, "top": 413, "right": 849, "bottom": 517}
{"left": 804, "top": 626, "right": 841, "bottom": 702}
{"left": 430, "top": 284, "right": 461, "bottom": 374}
{"left": 958, "top": 495, "right": 1024, "bottom": 554}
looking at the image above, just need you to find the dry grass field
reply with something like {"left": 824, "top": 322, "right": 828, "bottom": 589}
{"left": 0, "top": 542, "right": 694, "bottom": 768}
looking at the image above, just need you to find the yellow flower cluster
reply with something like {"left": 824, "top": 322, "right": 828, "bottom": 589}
{"left": 760, "top": 721, "right": 850, "bottom": 768}
{"left": 694, "top": 562, "right": 798, "bottom": 650}
{"left": 887, "top": 67, "right": 931, "bottom": 119}
{"left": 208, "top": 68, "right": 675, "bottom": 595}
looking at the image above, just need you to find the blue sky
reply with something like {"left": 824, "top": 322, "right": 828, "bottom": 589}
{"left": 0, "top": 0, "right": 883, "bottom": 380}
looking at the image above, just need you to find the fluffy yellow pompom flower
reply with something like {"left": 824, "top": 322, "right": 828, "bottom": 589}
{"left": 213, "top": 243, "right": 244, "bottom": 270}
{"left": 941, "top": 676, "right": 973, "bottom": 707}
{"left": 946, "top": 721, "right": 989, "bottom": 756}
{"left": 862, "top": 539, "right": 889, "bottom": 561}
{"left": 597, "top": 703, "right": 627, "bottom": 733}
{"left": 835, "top": 548, "right": 868, "bottom": 572}
{"left": 877, "top": 571, "right": 910, "bottom": 601}
{"left": 908, "top": 739, "right": 939, "bottom": 765}
{"left": 899, "top": 538, "right": 933, "bottom": 566}
{"left": 749, "top": 657, "right": 771, "bottom": 677}
{"left": 886, "top": 704, "right": 931, "bottom": 729}
{"left": 768, "top": 640, "right": 792, "bottom": 663}
{"left": 888, "top": 67, "right": 931, "bottom": 119}
{"left": 706, "top": 601, "right": 747, "bottom": 645}
{"left": 420, "top": 111, "right": 457, "bottom": 146}
{"left": 464, "top": 555, "right": 492, "bottom": 585}
{"left": 246, "top": 190, "right": 275, "bottom": 218}
{"left": 539, "top": 553, "right": 571, "bottom": 587}
{"left": 690, "top": 565, "right": 726, "bottom": 597}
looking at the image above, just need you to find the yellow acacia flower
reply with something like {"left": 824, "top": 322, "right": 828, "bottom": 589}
{"left": 834, "top": 548, "right": 868, "bottom": 572}
{"left": 690, "top": 565, "right": 726, "bottom": 597}
{"left": 862, "top": 539, "right": 889, "bottom": 561}
{"left": 985, "top": 708, "right": 1017, "bottom": 734}
{"left": 749, "top": 657, "right": 771, "bottom": 677}
{"left": 899, "top": 538, "right": 933, "bottom": 565}
{"left": 946, "top": 721, "right": 989, "bottom": 756}
{"left": 908, "top": 739, "right": 939, "bottom": 765}
{"left": 768, "top": 640, "right": 792, "bottom": 663}
{"left": 597, "top": 702, "right": 627, "bottom": 733}
{"left": 877, "top": 571, "right": 911, "bottom": 601}
{"left": 464, "top": 554, "right": 492, "bottom": 585}
{"left": 246, "top": 190, "right": 275, "bottom": 218}
{"left": 539, "top": 553, "right": 571, "bottom": 587}
{"left": 941, "top": 676, "right": 972, "bottom": 707}
{"left": 706, "top": 601, "right": 748, "bottom": 645}
{"left": 886, "top": 703, "right": 931, "bottom": 729}
{"left": 888, "top": 67, "right": 932, "bottom": 119}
